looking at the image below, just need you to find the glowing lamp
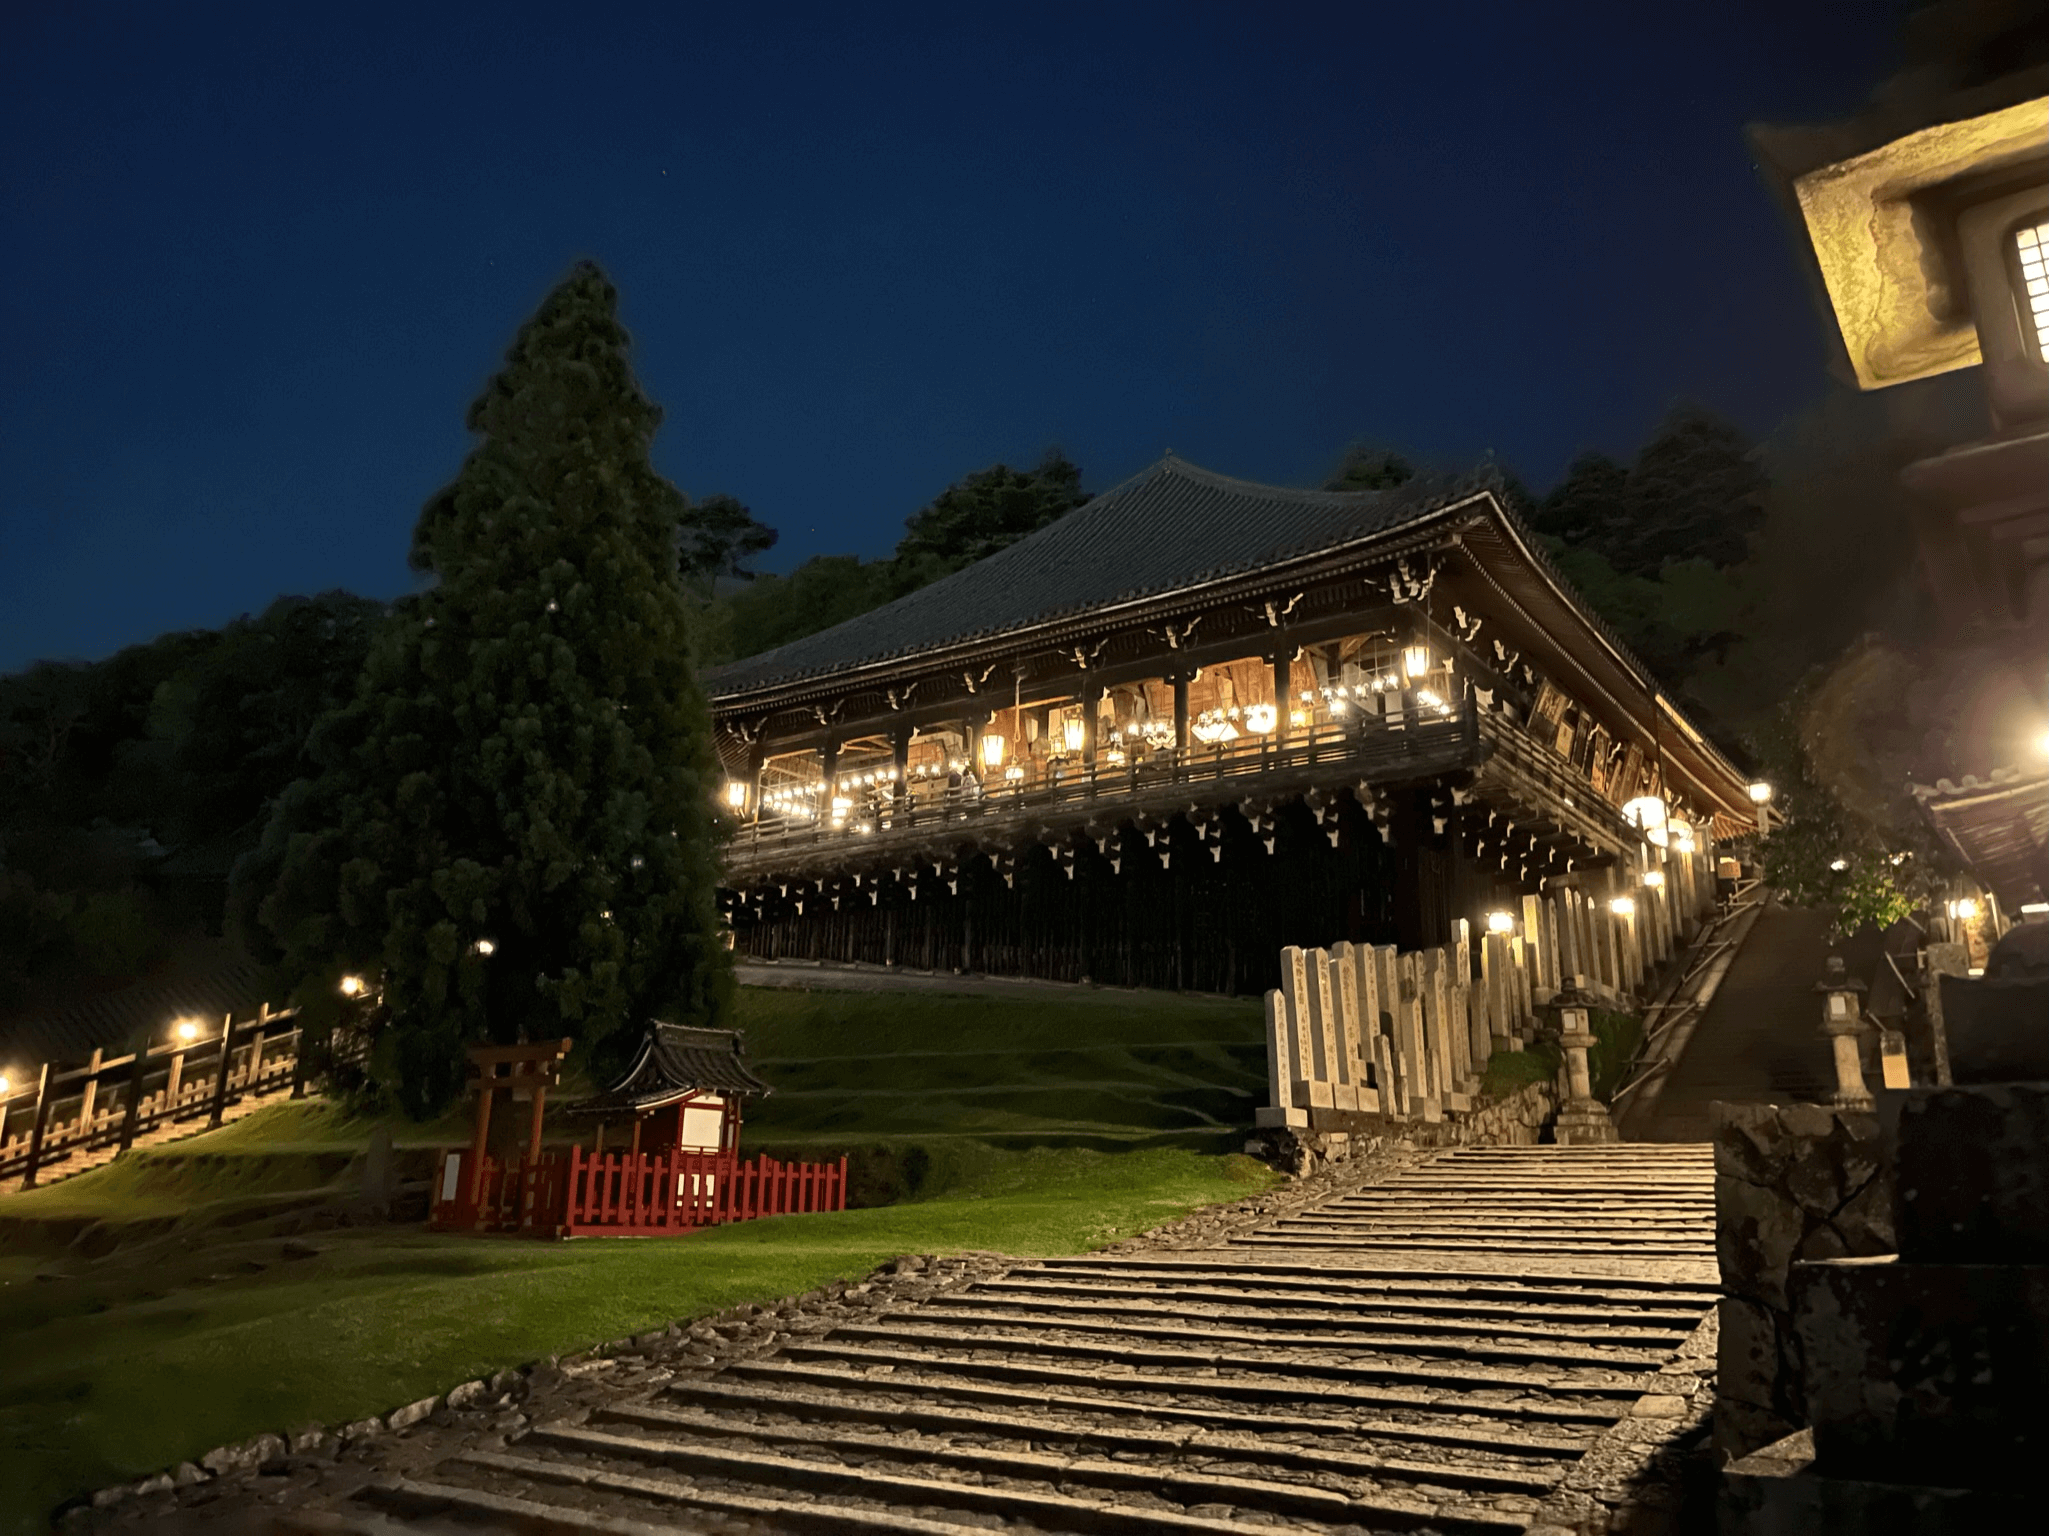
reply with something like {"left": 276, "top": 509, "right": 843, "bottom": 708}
{"left": 1951, "top": 897, "right": 1981, "bottom": 921}
{"left": 1289, "top": 709, "right": 1309, "bottom": 729}
{"left": 1485, "top": 910, "right": 1515, "bottom": 935}
{"left": 0, "top": 1075, "right": 10, "bottom": 1095}
{"left": 1245, "top": 703, "right": 1277, "bottom": 734}
{"left": 1062, "top": 716, "right": 1085, "bottom": 753}
{"left": 339, "top": 974, "right": 366, "bottom": 997}
{"left": 1402, "top": 645, "right": 1430, "bottom": 678}
{"left": 174, "top": 1019, "right": 201, "bottom": 1042}
{"left": 980, "top": 732, "right": 1005, "bottom": 770}
{"left": 472, "top": 938, "right": 496, "bottom": 956}
{"left": 1641, "top": 870, "right": 1666, "bottom": 889}
{"left": 1830, "top": 858, "right": 1848, "bottom": 871}
{"left": 1747, "top": 781, "right": 1774, "bottom": 805}
{"left": 1609, "top": 896, "right": 1636, "bottom": 917}
{"left": 723, "top": 780, "right": 748, "bottom": 809}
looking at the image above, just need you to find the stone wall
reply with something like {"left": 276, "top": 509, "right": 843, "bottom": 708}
{"left": 1712, "top": 1101, "right": 1894, "bottom": 1461}
{"left": 1247, "top": 1079, "right": 1556, "bottom": 1175}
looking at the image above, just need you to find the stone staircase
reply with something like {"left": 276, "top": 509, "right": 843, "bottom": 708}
{"left": 288, "top": 1143, "right": 1718, "bottom": 1534}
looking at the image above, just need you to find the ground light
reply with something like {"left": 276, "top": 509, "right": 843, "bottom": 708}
{"left": 1609, "top": 897, "right": 1636, "bottom": 916}
{"left": 1485, "top": 910, "right": 1515, "bottom": 934}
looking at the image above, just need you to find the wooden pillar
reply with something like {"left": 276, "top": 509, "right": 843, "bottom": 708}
{"left": 1270, "top": 653, "right": 1291, "bottom": 746}
{"left": 78, "top": 1048, "right": 103, "bottom": 1135}
{"left": 1082, "top": 688, "right": 1100, "bottom": 769}
{"left": 467, "top": 1073, "right": 495, "bottom": 1206}
{"left": 208, "top": 1013, "right": 237, "bottom": 1128}
{"left": 117, "top": 1029, "right": 149, "bottom": 1154}
{"left": 246, "top": 1006, "right": 268, "bottom": 1088}
{"left": 1172, "top": 671, "right": 1190, "bottom": 757}
{"left": 527, "top": 1084, "right": 547, "bottom": 1163}
{"left": 890, "top": 728, "right": 911, "bottom": 809}
{"left": 164, "top": 1041, "right": 187, "bottom": 1117}
{"left": 18, "top": 1063, "right": 54, "bottom": 1191}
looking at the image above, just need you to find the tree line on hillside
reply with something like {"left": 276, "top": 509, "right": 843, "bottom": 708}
{"left": 0, "top": 263, "right": 1978, "bottom": 1100}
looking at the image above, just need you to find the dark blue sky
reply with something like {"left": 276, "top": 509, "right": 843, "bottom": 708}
{"left": 1, "top": 1, "right": 1905, "bottom": 674}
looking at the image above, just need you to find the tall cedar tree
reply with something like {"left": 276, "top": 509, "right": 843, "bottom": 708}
{"left": 255, "top": 264, "right": 731, "bottom": 1114}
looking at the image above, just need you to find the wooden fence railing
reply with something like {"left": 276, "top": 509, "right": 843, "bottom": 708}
{"left": 1259, "top": 833, "right": 1726, "bottom": 1128}
{"left": 429, "top": 1146, "right": 849, "bottom": 1237}
{"left": 0, "top": 1005, "right": 327, "bottom": 1189}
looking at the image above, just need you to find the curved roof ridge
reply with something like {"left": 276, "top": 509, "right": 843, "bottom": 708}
{"left": 706, "top": 455, "right": 1478, "bottom": 699}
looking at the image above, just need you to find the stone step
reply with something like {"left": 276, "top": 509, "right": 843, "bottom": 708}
{"left": 592, "top": 1399, "right": 1564, "bottom": 1499}
{"left": 1025, "top": 1258, "right": 1723, "bottom": 1305}
{"left": 727, "top": 1346, "right": 1625, "bottom": 1426}
{"left": 496, "top": 1426, "right": 1531, "bottom": 1534}
{"left": 1270, "top": 1216, "right": 1712, "bottom": 1235}
{"left": 786, "top": 1332, "right": 1648, "bottom": 1399}
{"left": 950, "top": 1302, "right": 1688, "bottom": 1343}
{"left": 1229, "top": 1233, "right": 1717, "bottom": 1257}
{"left": 877, "top": 1305, "right": 1673, "bottom": 1367}
{"left": 1255, "top": 1231, "right": 1715, "bottom": 1252}
{"left": 669, "top": 1364, "right": 1597, "bottom": 1461}
{"left": 976, "top": 1276, "right": 1710, "bottom": 1329}
{"left": 359, "top": 1466, "right": 1021, "bottom": 1534}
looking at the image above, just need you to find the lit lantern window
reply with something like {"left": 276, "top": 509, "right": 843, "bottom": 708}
{"left": 2017, "top": 218, "right": 2049, "bottom": 361}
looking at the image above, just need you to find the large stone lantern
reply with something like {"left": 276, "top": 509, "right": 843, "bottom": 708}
{"left": 1549, "top": 974, "right": 1618, "bottom": 1145}
{"left": 1816, "top": 954, "right": 1873, "bottom": 1111}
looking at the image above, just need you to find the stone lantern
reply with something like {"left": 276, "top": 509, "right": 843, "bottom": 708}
{"left": 1549, "top": 974, "right": 1618, "bottom": 1145}
{"left": 1816, "top": 954, "right": 1873, "bottom": 1111}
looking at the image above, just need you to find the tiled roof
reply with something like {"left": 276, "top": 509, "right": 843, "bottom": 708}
{"left": 568, "top": 1021, "right": 772, "bottom": 1114}
{"left": 706, "top": 456, "right": 1496, "bottom": 699}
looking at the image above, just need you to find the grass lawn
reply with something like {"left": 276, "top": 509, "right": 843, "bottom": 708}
{"left": 0, "top": 983, "right": 1276, "bottom": 1531}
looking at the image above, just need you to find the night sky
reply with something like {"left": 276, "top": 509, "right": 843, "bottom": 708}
{"left": 1, "top": 2, "right": 1907, "bottom": 674}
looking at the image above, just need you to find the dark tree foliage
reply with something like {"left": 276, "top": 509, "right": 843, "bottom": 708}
{"left": 677, "top": 491, "right": 778, "bottom": 592}
{"left": 894, "top": 449, "right": 1092, "bottom": 570}
{"left": 1323, "top": 444, "right": 1414, "bottom": 492}
{"left": 0, "top": 595, "right": 382, "bottom": 1008}
{"left": 1538, "top": 407, "right": 1764, "bottom": 577}
{"left": 1534, "top": 451, "right": 1632, "bottom": 547}
{"left": 251, "top": 263, "right": 732, "bottom": 1115}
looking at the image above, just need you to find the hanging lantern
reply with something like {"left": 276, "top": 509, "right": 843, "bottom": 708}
{"left": 1245, "top": 703, "right": 1277, "bottom": 734}
{"left": 1485, "top": 910, "right": 1515, "bottom": 935}
{"left": 1062, "top": 715, "right": 1085, "bottom": 753}
{"left": 1402, "top": 644, "right": 1430, "bottom": 678}
{"left": 980, "top": 732, "right": 1005, "bottom": 770}
{"left": 1622, "top": 795, "right": 1670, "bottom": 845}
{"left": 723, "top": 780, "right": 748, "bottom": 810}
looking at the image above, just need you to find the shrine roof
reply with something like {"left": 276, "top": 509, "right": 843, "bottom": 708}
{"left": 567, "top": 1021, "right": 771, "bottom": 1116}
{"left": 705, "top": 455, "right": 1496, "bottom": 700}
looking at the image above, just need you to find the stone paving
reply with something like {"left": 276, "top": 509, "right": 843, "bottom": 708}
{"left": 75, "top": 1143, "right": 1719, "bottom": 1535}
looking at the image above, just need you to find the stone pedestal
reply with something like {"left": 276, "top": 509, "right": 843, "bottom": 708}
{"left": 1723, "top": 1081, "right": 2049, "bottom": 1530}
{"left": 1552, "top": 1023, "right": 1617, "bottom": 1144}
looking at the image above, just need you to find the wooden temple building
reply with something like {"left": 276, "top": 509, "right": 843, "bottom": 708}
{"left": 707, "top": 456, "right": 1756, "bottom": 992}
{"left": 431, "top": 1023, "right": 845, "bottom": 1237}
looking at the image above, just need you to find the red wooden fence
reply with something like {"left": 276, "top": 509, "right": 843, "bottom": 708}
{"left": 431, "top": 1147, "right": 847, "bottom": 1237}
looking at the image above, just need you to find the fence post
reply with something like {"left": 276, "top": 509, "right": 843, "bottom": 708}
{"left": 117, "top": 1028, "right": 150, "bottom": 1154}
{"left": 208, "top": 1013, "right": 237, "bottom": 1128}
{"left": 19, "top": 1063, "right": 54, "bottom": 1191}
{"left": 246, "top": 1004, "right": 269, "bottom": 1088}
{"left": 78, "top": 1048, "right": 103, "bottom": 1138}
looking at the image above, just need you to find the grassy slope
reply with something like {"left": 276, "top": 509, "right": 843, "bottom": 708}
{"left": 0, "top": 985, "right": 1273, "bottom": 1530}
